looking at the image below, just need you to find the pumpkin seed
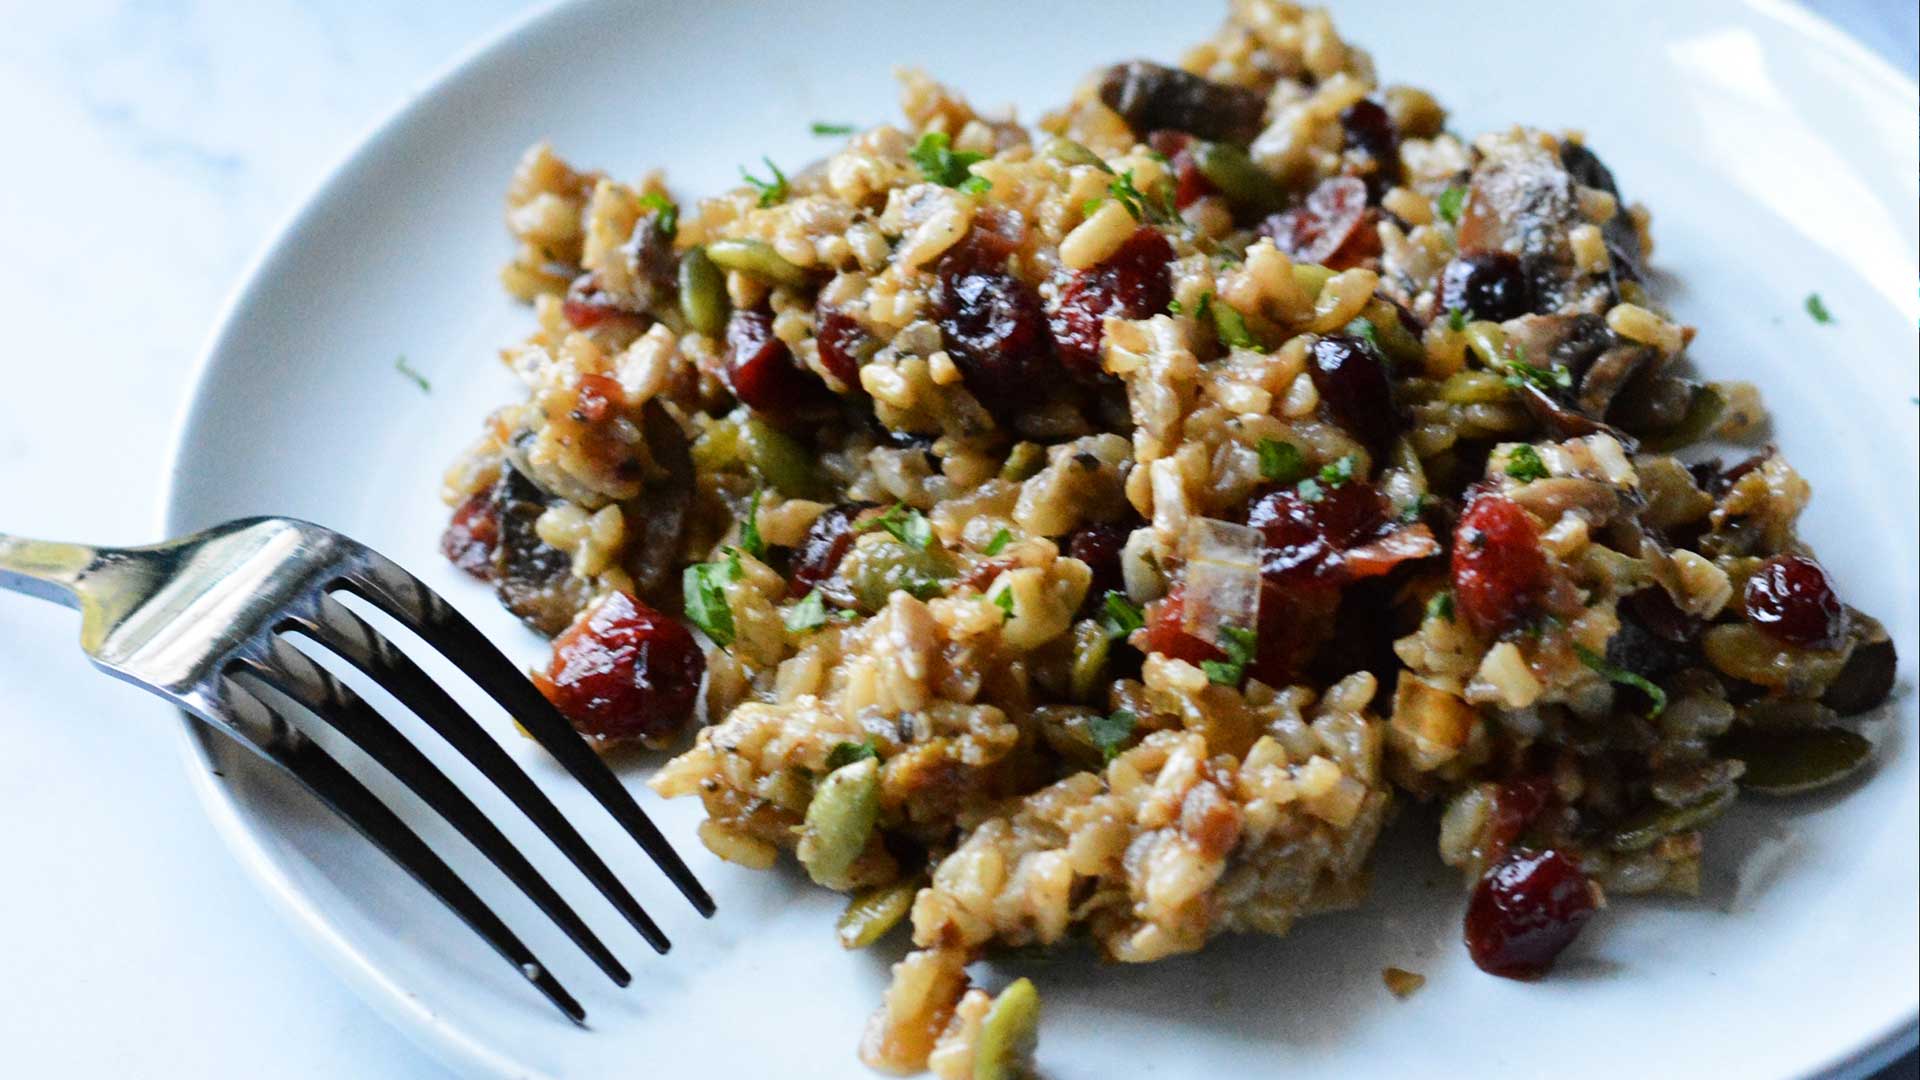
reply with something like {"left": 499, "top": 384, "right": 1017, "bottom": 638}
{"left": 1438, "top": 369, "right": 1513, "bottom": 405}
{"left": 1462, "top": 321, "right": 1508, "bottom": 367}
{"left": 798, "top": 756, "right": 880, "bottom": 889}
{"left": 705, "top": 237, "right": 810, "bottom": 288}
{"left": 1041, "top": 137, "right": 1110, "bottom": 172}
{"left": 1068, "top": 618, "right": 1111, "bottom": 703}
{"left": 1718, "top": 726, "right": 1872, "bottom": 796}
{"left": 972, "top": 977, "right": 1041, "bottom": 1080}
{"left": 1191, "top": 140, "right": 1286, "bottom": 212}
{"left": 844, "top": 535, "right": 959, "bottom": 612}
{"left": 835, "top": 878, "right": 919, "bottom": 949}
{"left": 1637, "top": 382, "right": 1724, "bottom": 452}
{"left": 740, "top": 417, "right": 828, "bottom": 499}
{"left": 1701, "top": 622, "right": 1849, "bottom": 694}
{"left": 1605, "top": 785, "right": 1735, "bottom": 852}
{"left": 677, "top": 246, "right": 730, "bottom": 335}
{"left": 1000, "top": 441, "right": 1046, "bottom": 482}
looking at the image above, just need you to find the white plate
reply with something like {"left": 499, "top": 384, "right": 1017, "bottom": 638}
{"left": 164, "top": 1, "right": 1919, "bottom": 1076}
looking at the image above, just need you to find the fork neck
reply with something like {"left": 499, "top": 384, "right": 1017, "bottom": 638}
{"left": 0, "top": 533, "right": 102, "bottom": 610}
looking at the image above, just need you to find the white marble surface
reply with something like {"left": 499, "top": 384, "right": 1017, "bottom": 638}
{"left": 0, "top": 2, "right": 1910, "bottom": 1077}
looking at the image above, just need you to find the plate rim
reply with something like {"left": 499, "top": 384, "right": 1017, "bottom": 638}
{"left": 157, "top": 1, "right": 1919, "bottom": 1077}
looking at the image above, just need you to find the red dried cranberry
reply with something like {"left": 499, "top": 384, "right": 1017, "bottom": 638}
{"left": 1307, "top": 334, "right": 1399, "bottom": 452}
{"left": 1250, "top": 482, "right": 1385, "bottom": 586}
{"left": 572, "top": 372, "right": 621, "bottom": 424}
{"left": 1139, "top": 588, "right": 1224, "bottom": 665}
{"left": 1049, "top": 227, "right": 1175, "bottom": 377}
{"left": 725, "top": 309, "right": 835, "bottom": 419}
{"left": 1337, "top": 99, "right": 1400, "bottom": 196}
{"left": 534, "top": 591, "right": 704, "bottom": 743}
{"left": 440, "top": 492, "right": 500, "bottom": 580}
{"left": 1067, "top": 521, "right": 1132, "bottom": 604}
{"left": 790, "top": 503, "right": 870, "bottom": 596}
{"left": 1486, "top": 777, "right": 1553, "bottom": 866}
{"left": 934, "top": 240, "right": 1052, "bottom": 412}
{"left": 1258, "top": 176, "right": 1381, "bottom": 269}
{"left": 1744, "top": 554, "right": 1848, "bottom": 649}
{"left": 561, "top": 274, "right": 640, "bottom": 330}
{"left": 1464, "top": 848, "right": 1598, "bottom": 980}
{"left": 1148, "top": 131, "right": 1213, "bottom": 209}
{"left": 1452, "top": 492, "right": 1549, "bottom": 634}
{"left": 1439, "top": 252, "right": 1534, "bottom": 322}
{"left": 1249, "top": 575, "right": 1343, "bottom": 686}
{"left": 815, "top": 304, "right": 872, "bottom": 389}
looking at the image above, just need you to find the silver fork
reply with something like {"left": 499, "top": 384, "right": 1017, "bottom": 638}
{"left": 0, "top": 516, "right": 713, "bottom": 1024}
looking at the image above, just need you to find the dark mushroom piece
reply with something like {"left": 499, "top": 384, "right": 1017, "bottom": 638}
{"left": 618, "top": 398, "right": 696, "bottom": 601}
{"left": 1097, "top": 61, "right": 1266, "bottom": 145}
{"left": 1558, "top": 140, "right": 1645, "bottom": 286}
{"left": 491, "top": 462, "right": 596, "bottom": 636}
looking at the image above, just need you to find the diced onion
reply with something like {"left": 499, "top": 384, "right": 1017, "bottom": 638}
{"left": 1179, "top": 517, "right": 1262, "bottom": 648}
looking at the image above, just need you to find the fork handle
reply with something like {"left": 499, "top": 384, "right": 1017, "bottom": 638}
{"left": 0, "top": 533, "right": 99, "bottom": 610}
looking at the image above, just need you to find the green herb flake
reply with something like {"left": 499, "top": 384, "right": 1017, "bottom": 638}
{"left": 1103, "top": 169, "right": 1177, "bottom": 225}
{"left": 1316, "top": 455, "right": 1357, "bottom": 488}
{"left": 1436, "top": 185, "right": 1468, "bottom": 225}
{"left": 740, "top": 156, "right": 790, "bottom": 208}
{"left": 1574, "top": 644, "right": 1668, "bottom": 717}
{"left": 1504, "top": 358, "right": 1575, "bottom": 394}
{"left": 1089, "top": 708, "right": 1138, "bottom": 762}
{"left": 825, "top": 739, "right": 880, "bottom": 770}
{"left": 1257, "top": 438, "right": 1309, "bottom": 484}
{"left": 739, "top": 488, "right": 766, "bottom": 559}
{"left": 638, "top": 191, "right": 679, "bottom": 239}
{"left": 1804, "top": 292, "right": 1833, "bottom": 324}
{"left": 394, "top": 355, "right": 430, "bottom": 393}
{"left": 983, "top": 527, "right": 1013, "bottom": 556}
{"left": 1345, "top": 316, "right": 1379, "bottom": 347}
{"left": 1208, "top": 294, "right": 1263, "bottom": 351}
{"left": 1101, "top": 591, "right": 1145, "bottom": 640}
{"left": 1166, "top": 298, "right": 1185, "bottom": 316}
{"left": 682, "top": 555, "right": 742, "bottom": 647}
{"left": 909, "top": 131, "right": 990, "bottom": 192}
{"left": 785, "top": 590, "right": 829, "bottom": 634}
{"left": 1446, "top": 307, "right": 1471, "bottom": 332}
{"left": 1200, "top": 624, "right": 1258, "bottom": 687}
{"left": 1425, "top": 591, "right": 1455, "bottom": 623}
{"left": 1397, "top": 494, "right": 1433, "bottom": 524}
{"left": 862, "top": 503, "right": 936, "bottom": 550}
{"left": 1296, "top": 478, "right": 1326, "bottom": 504}
{"left": 1505, "top": 444, "right": 1549, "bottom": 483}
{"left": 990, "top": 586, "right": 1015, "bottom": 622}
{"left": 811, "top": 122, "right": 857, "bottom": 136}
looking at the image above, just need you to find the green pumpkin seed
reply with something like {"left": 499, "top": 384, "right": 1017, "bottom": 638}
{"left": 1041, "top": 137, "right": 1110, "bottom": 172}
{"left": 844, "top": 535, "right": 959, "bottom": 612}
{"left": 1637, "top": 383, "right": 1725, "bottom": 453}
{"left": 798, "top": 756, "right": 881, "bottom": 889}
{"left": 1068, "top": 618, "right": 1111, "bottom": 703}
{"left": 1701, "top": 622, "right": 1850, "bottom": 694}
{"left": 705, "top": 237, "right": 811, "bottom": 288}
{"left": 1000, "top": 441, "right": 1046, "bottom": 482}
{"left": 1605, "top": 785, "right": 1735, "bottom": 852}
{"left": 835, "top": 878, "right": 919, "bottom": 949}
{"left": 1717, "top": 726, "right": 1872, "bottom": 796}
{"left": 1191, "top": 141, "right": 1286, "bottom": 212}
{"left": 677, "top": 246, "right": 730, "bottom": 336}
{"left": 972, "top": 977, "right": 1041, "bottom": 1080}
{"left": 1463, "top": 321, "right": 1508, "bottom": 367}
{"left": 1438, "top": 369, "right": 1513, "bottom": 405}
{"left": 741, "top": 417, "right": 828, "bottom": 499}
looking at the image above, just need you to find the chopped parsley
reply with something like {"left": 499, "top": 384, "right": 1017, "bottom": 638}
{"left": 683, "top": 550, "right": 743, "bottom": 647}
{"left": 1204, "top": 293, "right": 1263, "bottom": 351}
{"left": 983, "top": 527, "right": 1013, "bottom": 556}
{"left": 825, "top": 739, "right": 880, "bottom": 769}
{"left": 861, "top": 503, "right": 936, "bottom": 550}
{"left": 1505, "top": 444, "right": 1549, "bottom": 482}
{"left": 1574, "top": 644, "right": 1668, "bottom": 717}
{"left": 1297, "top": 478, "right": 1326, "bottom": 503}
{"left": 1095, "top": 169, "right": 1177, "bottom": 225}
{"left": 1257, "top": 438, "right": 1309, "bottom": 484}
{"left": 1446, "top": 307, "right": 1471, "bottom": 332}
{"left": 1101, "top": 591, "right": 1145, "bottom": 640}
{"left": 990, "top": 586, "right": 1015, "bottom": 622}
{"left": 1089, "top": 708, "right": 1137, "bottom": 762}
{"left": 810, "top": 121, "right": 857, "bottom": 136}
{"left": 1425, "top": 591, "right": 1455, "bottom": 622}
{"left": 785, "top": 590, "right": 829, "bottom": 634}
{"left": 1436, "top": 185, "right": 1467, "bottom": 225}
{"left": 1200, "top": 624, "right": 1258, "bottom": 686}
{"left": 1804, "top": 292, "right": 1833, "bottom": 324}
{"left": 1345, "top": 316, "right": 1379, "bottom": 347}
{"left": 1166, "top": 297, "right": 1185, "bottom": 316}
{"left": 1397, "top": 494, "right": 1434, "bottom": 523}
{"left": 738, "top": 488, "right": 766, "bottom": 559}
{"left": 909, "top": 131, "right": 991, "bottom": 193}
{"left": 1504, "top": 356, "right": 1575, "bottom": 394}
{"left": 638, "top": 191, "right": 679, "bottom": 239}
{"left": 1295, "top": 457, "right": 1356, "bottom": 504}
{"left": 394, "top": 355, "right": 430, "bottom": 393}
{"left": 740, "top": 157, "right": 789, "bottom": 207}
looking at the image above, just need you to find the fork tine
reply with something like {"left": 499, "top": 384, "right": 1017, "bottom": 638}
{"left": 235, "top": 639, "right": 637, "bottom": 986}
{"left": 290, "top": 593, "right": 669, "bottom": 954}
{"left": 332, "top": 554, "right": 715, "bottom": 918}
{"left": 212, "top": 680, "right": 586, "bottom": 1025}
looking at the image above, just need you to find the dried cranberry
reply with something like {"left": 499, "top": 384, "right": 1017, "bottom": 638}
{"left": 1439, "top": 252, "right": 1534, "bottom": 322}
{"left": 815, "top": 304, "right": 872, "bottom": 389}
{"left": 934, "top": 243, "right": 1052, "bottom": 413}
{"left": 1452, "top": 492, "right": 1549, "bottom": 634}
{"left": 1486, "top": 777, "right": 1553, "bottom": 866}
{"left": 1464, "top": 848, "right": 1598, "bottom": 980}
{"left": 1249, "top": 576, "right": 1343, "bottom": 686}
{"left": 1049, "top": 227, "right": 1174, "bottom": 377}
{"left": 440, "top": 492, "right": 500, "bottom": 580}
{"left": 561, "top": 273, "right": 640, "bottom": 330}
{"left": 533, "top": 591, "right": 704, "bottom": 743}
{"left": 572, "top": 372, "right": 621, "bottom": 424}
{"left": 1097, "top": 61, "right": 1266, "bottom": 145}
{"left": 1067, "top": 521, "right": 1131, "bottom": 604}
{"left": 1258, "top": 176, "right": 1381, "bottom": 269}
{"left": 1744, "top": 554, "right": 1848, "bottom": 649}
{"left": 1337, "top": 99, "right": 1400, "bottom": 197}
{"left": 1148, "top": 131, "right": 1213, "bottom": 209}
{"left": 790, "top": 503, "right": 869, "bottom": 596}
{"left": 1139, "top": 588, "right": 1224, "bottom": 665}
{"left": 1250, "top": 482, "right": 1384, "bottom": 586}
{"left": 725, "top": 309, "right": 834, "bottom": 419}
{"left": 1307, "top": 334, "right": 1399, "bottom": 452}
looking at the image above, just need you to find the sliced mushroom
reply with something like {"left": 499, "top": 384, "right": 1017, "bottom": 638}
{"left": 619, "top": 398, "right": 696, "bottom": 601}
{"left": 492, "top": 463, "right": 594, "bottom": 636}
{"left": 1096, "top": 61, "right": 1266, "bottom": 145}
